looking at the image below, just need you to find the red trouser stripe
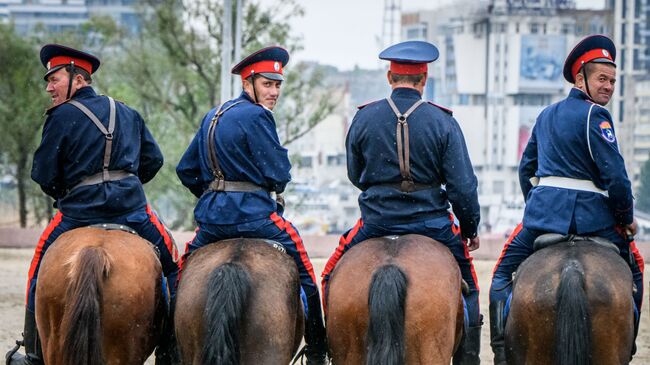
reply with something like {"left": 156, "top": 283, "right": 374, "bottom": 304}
{"left": 492, "top": 223, "right": 524, "bottom": 276}
{"left": 270, "top": 213, "right": 317, "bottom": 285}
{"left": 630, "top": 240, "right": 645, "bottom": 309}
{"left": 146, "top": 204, "right": 179, "bottom": 262}
{"left": 321, "top": 218, "right": 364, "bottom": 284}
{"left": 26, "top": 211, "right": 63, "bottom": 304}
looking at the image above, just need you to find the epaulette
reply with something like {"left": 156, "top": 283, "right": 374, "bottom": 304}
{"left": 357, "top": 99, "right": 380, "bottom": 110}
{"left": 427, "top": 101, "right": 453, "bottom": 115}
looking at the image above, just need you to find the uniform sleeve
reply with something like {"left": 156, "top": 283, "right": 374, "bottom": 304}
{"left": 518, "top": 123, "right": 538, "bottom": 200}
{"left": 245, "top": 110, "right": 291, "bottom": 193}
{"left": 442, "top": 118, "right": 480, "bottom": 238}
{"left": 31, "top": 115, "right": 66, "bottom": 199}
{"left": 588, "top": 107, "right": 634, "bottom": 225}
{"left": 176, "top": 125, "right": 205, "bottom": 198}
{"left": 346, "top": 115, "right": 366, "bottom": 190}
{"left": 137, "top": 112, "right": 164, "bottom": 184}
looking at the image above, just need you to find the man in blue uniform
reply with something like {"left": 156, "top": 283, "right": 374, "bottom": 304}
{"left": 321, "top": 41, "right": 482, "bottom": 364}
{"left": 489, "top": 35, "right": 644, "bottom": 364}
{"left": 176, "top": 46, "right": 328, "bottom": 364}
{"left": 5, "top": 44, "right": 180, "bottom": 365}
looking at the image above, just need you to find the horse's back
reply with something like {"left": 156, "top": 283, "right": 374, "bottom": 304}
{"left": 327, "top": 234, "right": 463, "bottom": 364}
{"left": 36, "top": 227, "right": 163, "bottom": 365}
{"left": 506, "top": 241, "right": 634, "bottom": 364}
{"left": 175, "top": 238, "right": 302, "bottom": 365}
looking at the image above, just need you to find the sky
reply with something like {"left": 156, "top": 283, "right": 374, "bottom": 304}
{"left": 258, "top": 0, "right": 606, "bottom": 71}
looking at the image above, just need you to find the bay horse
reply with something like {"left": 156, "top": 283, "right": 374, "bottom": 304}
{"left": 505, "top": 236, "right": 635, "bottom": 365}
{"left": 326, "top": 234, "right": 464, "bottom": 364}
{"left": 174, "top": 238, "right": 304, "bottom": 365}
{"left": 35, "top": 226, "right": 166, "bottom": 365}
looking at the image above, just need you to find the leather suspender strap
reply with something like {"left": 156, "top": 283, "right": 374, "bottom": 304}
{"left": 386, "top": 97, "right": 425, "bottom": 192}
{"left": 68, "top": 97, "right": 117, "bottom": 181}
{"left": 206, "top": 101, "right": 268, "bottom": 193}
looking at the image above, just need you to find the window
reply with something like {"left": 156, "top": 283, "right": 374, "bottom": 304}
{"left": 299, "top": 156, "right": 313, "bottom": 168}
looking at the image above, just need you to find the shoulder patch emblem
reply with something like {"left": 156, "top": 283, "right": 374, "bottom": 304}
{"left": 427, "top": 101, "right": 453, "bottom": 115}
{"left": 599, "top": 121, "right": 616, "bottom": 143}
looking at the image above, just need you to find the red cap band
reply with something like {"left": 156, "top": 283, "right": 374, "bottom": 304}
{"left": 47, "top": 56, "right": 93, "bottom": 75}
{"left": 571, "top": 48, "right": 614, "bottom": 81}
{"left": 240, "top": 60, "right": 283, "bottom": 80}
{"left": 390, "top": 61, "right": 428, "bottom": 75}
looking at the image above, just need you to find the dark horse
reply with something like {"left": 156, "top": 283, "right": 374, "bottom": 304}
{"left": 326, "top": 234, "right": 464, "bottom": 364}
{"left": 174, "top": 238, "right": 304, "bottom": 365}
{"left": 35, "top": 226, "right": 166, "bottom": 365}
{"left": 505, "top": 237, "right": 635, "bottom": 365}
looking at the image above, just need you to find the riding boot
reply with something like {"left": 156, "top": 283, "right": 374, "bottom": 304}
{"left": 452, "top": 322, "right": 482, "bottom": 365}
{"left": 5, "top": 310, "right": 43, "bottom": 365}
{"left": 155, "top": 296, "right": 180, "bottom": 365}
{"left": 631, "top": 310, "right": 640, "bottom": 360}
{"left": 304, "top": 290, "right": 328, "bottom": 365}
{"left": 489, "top": 300, "right": 507, "bottom": 365}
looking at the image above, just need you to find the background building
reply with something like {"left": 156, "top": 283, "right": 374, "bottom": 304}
{"left": 0, "top": 0, "right": 141, "bottom": 35}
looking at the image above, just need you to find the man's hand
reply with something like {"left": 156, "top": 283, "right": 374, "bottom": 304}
{"left": 463, "top": 236, "right": 480, "bottom": 251}
{"left": 625, "top": 218, "right": 638, "bottom": 238}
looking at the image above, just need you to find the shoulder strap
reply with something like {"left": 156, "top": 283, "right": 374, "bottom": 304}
{"left": 386, "top": 97, "right": 425, "bottom": 192}
{"left": 206, "top": 101, "right": 245, "bottom": 189}
{"left": 67, "top": 96, "right": 116, "bottom": 181}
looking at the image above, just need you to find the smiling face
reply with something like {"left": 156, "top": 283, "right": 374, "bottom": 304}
{"left": 45, "top": 67, "right": 87, "bottom": 107}
{"left": 576, "top": 62, "right": 616, "bottom": 106}
{"left": 243, "top": 76, "right": 282, "bottom": 110}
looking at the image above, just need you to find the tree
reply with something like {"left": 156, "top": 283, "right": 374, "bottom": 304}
{"left": 0, "top": 24, "right": 50, "bottom": 227}
{"left": 636, "top": 155, "right": 650, "bottom": 213}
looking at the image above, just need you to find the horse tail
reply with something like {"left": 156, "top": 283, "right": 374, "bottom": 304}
{"left": 202, "top": 262, "right": 251, "bottom": 365}
{"left": 366, "top": 264, "right": 408, "bottom": 365}
{"left": 61, "top": 246, "right": 110, "bottom": 365}
{"left": 555, "top": 259, "right": 591, "bottom": 365}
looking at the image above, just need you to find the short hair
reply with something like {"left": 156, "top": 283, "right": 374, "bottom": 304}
{"left": 64, "top": 65, "right": 92, "bottom": 84}
{"left": 390, "top": 73, "right": 425, "bottom": 86}
{"left": 581, "top": 61, "right": 615, "bottom": 76}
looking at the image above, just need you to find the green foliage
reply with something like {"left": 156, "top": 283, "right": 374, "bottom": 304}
{"left": 0, "top": 24, "right": 51, "bottom": 226}
{"left": 636, "top": 156, "right": 650, "bottom": 213}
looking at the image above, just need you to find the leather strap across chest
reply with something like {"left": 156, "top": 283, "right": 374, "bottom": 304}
{"left": 67, "top": 97, "right": 134, "bottom": 191}
{"left": 386, "top": 97, "right": 425, "bottom": 192}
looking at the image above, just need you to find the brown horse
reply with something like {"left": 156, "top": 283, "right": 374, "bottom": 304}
{"left": 326, "top": 234, "right": 464, "bottom": 364}
{"left": 174, "top": 238, "right": 304, "bottom": 365}
{"left": 505, "top": 238, "right": 635, "bottom": 365}
{"left": 35, "top": 226, "right": 166, "bottom": 365}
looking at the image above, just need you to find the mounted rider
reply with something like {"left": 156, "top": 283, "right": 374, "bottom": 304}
{"left": 488, "top": 34, "right": 645, "bottom": 364}
{"left": 321, "top": 40, "right": 483, "bottom": 365}
{"left": 175, "top": 46, "right": 328, "bottom": 364}
{"left": 5, "top": 44, "right": 180, "bottom": 365}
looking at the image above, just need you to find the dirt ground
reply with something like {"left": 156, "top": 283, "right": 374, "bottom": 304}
{"left": 1, "top": 248, "right": 648, "bottom": 364}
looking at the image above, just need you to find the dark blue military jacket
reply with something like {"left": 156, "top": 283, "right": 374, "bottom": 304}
{"left": 519, "top": 88, "right": 633, "bottom": 234}
{"left": 31, "top": 86, "right": 163, "bottom": 219}
{"left": 176, "top": 91, "right": 290, "bottom": 225}
{"left": 347, "top": 87, "right": 480, "bottom": 237}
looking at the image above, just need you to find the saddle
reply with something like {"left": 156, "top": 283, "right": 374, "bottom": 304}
{"left": 89, "top": 223, "right": 160, "bottom": 258}
{"left": 533, "top": 233, "right": 620, "bottom": 255}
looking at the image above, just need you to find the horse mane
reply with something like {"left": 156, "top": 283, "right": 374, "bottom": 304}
{"left": 60, "top": 246, "right": 111, "bottom": 365}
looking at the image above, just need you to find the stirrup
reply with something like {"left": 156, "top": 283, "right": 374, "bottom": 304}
{"left": 291, "top": 345, "right": 329, "bottom": 365}
{"left": 5, "top": 340, "right": 24, "bottom": 365}
{"left": 291, "top": 345, "right": 307, "bottom": 365}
